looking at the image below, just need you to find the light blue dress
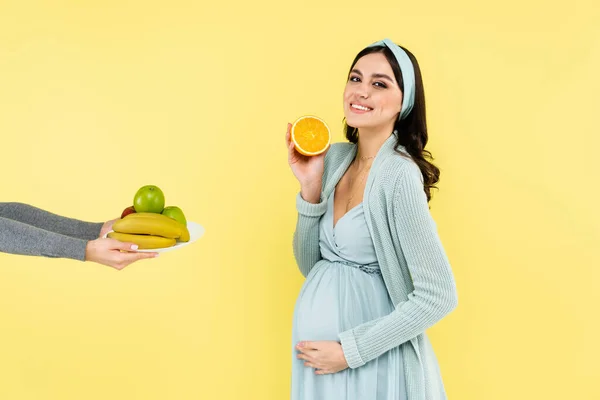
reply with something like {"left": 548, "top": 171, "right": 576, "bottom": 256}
{"left": 291, "top": 191, "right": 407, "bottom": 400}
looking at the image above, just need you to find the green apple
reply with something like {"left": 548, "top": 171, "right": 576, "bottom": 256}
{"left": 161, "top": 206, "right": 187, "bottom": 226}
{"left": 133, "top": 185, "right": 165, "bottom": 213}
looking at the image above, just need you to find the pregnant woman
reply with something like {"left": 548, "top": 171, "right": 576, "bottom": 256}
{"left": 286, "top": 39, "right": 458, "bottom": 399}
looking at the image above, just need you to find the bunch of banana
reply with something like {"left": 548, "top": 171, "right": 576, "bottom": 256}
{"left": 107, "top": 212, "right": 190, "bottom": 249}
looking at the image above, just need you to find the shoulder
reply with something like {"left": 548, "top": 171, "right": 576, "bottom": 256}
{"left": 372, "top": 148, "right": 428, "bottom": 209}
{"left": 379, "top": 147, "right": 424, "bottom": 187}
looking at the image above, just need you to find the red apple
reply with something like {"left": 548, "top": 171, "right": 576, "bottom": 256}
{"left": 121, "top": 206, "right": 136, "bottom": 219}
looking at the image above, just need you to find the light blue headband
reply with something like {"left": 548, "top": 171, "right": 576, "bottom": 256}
{"left": 366, "top": 38, "right": 415, "bottom": 120}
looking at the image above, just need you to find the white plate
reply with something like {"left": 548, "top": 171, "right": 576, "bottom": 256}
{"left": 103, "top": 221, "right": 205, "bottom": 253}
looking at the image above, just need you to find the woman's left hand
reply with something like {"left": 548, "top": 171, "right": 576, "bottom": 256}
{"left": 296, "top": 340, "right": 349, "bottom": 375}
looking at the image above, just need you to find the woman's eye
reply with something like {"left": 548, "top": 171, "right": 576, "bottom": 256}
{"left": 349, "top": 76, "right": 361, "bottom": 82}
{"left": 374, "top": 81, "right": 388, "bottom": 88}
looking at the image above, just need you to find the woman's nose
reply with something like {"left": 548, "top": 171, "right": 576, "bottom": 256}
{"left": 355, "top": 83, "right": 370, "bottom": 99}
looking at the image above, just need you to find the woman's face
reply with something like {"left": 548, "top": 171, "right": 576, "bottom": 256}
{"left": 343, "top": 52, "right": 403, "bottom": 131}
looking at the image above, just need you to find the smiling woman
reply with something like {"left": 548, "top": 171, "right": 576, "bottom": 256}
{"left": 343, "top": 39, "right": 439, "bottom": 203}
{"left": 285, "top": 39, "right": 457, "bottom": 400}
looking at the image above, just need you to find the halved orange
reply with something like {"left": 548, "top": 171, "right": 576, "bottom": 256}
{"left": 291, "top": 115, "right": 331, "bottom": 156}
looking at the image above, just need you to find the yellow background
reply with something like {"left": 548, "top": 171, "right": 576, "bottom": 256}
{"left": 1, "top": 0, "right": 598, "bottom": 399}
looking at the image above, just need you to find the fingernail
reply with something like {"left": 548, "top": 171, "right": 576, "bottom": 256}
{"left": 298, "top": 342, "right": 304, "bottom": 348}
{"left": 154, "top": 253, "right": 160, "bottom": 257}
{"left": 131, "top": 244, "right": 138, "bottom": 250}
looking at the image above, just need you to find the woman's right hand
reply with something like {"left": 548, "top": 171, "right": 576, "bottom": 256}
{"left": 286, "top": 123, "right": 327, "bottom": 203}
{"left": 85, "top": 237, "right": 158, "bottom": 270}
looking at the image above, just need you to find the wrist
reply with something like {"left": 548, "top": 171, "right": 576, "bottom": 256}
{"left": 300, "top": 181, "right": 322, "bottom": 204}
{"left": 84, "top": 239, "right": 96, "bottom": 262}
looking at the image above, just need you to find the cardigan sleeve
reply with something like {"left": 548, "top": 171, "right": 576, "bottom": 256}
{"left": 338, "top": 163, "right": 457, "bottom": 368}
{"left": 292, "top": 193, "right": 327, "bottom": 277}
{"left": 291, "top": 144, "right": 344, "bottom": 277}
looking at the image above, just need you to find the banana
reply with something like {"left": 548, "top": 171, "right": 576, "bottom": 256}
{"left": 107, "top": 232, "right": 176, "bottom": 249}
{"left": 113, "top": 212, "right": 182, "bottom": 239}
{"left": 132, "top": 213, "right": 190, "bottom": 242}
{"left": 178, "top": 224, "right": 190, "bottom": 242}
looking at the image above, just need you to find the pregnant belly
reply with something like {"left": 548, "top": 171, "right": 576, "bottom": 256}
{"left": 292, "top": 261, "right": 393, "bottom": 341}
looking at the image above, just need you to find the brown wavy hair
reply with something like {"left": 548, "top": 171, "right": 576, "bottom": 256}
{"left": 344, "top": 43, "right": 440, "bottom": 203}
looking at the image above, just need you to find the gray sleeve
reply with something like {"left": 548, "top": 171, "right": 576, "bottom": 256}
{"left": 0, "top": 202, "right": 104, "bottom": 261}
{"left": 0, "top": 217, "right": 90, "bottom": 261}
{"left": 0, "top": 202, "right": 103, "bottom": 240}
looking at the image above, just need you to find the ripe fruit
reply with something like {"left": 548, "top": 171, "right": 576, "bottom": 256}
{"left": 113, "top": 212, "right": 183, "bottom": 239}
{"left": 115, "top": 186, "right": 191, "bottom": 249}
{"left": 121, "top": 206, "right": 136, "bottom": 219}
{"left": 162, "top": 206, "right": 187, "bottom": 226}
{"left": 107, "top": 231, "right": 176, "bottom": 249}
{"left": 291, "top": 115, "right": 331, "bottom": 156}
{"left": 178, "top": 223, "right": 190, "bottom": 242}
{"left": 133, "top": 185, "right": 165, "bottom": 213}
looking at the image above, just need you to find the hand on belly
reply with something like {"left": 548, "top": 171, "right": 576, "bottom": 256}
{"left": 295, "top": 340, "right": 349, "bottom": 375}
